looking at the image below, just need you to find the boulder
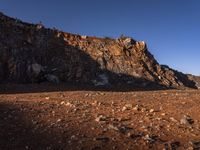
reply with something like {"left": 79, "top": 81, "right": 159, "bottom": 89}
{"left": 45, "top": 74, "right": 60, "bottom": 84}
{"left": 27, "top": 63, "right": 44, "bottom": 82}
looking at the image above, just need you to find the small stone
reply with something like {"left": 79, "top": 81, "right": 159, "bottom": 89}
{"left": 133, "top": 104, "right": 140, "bottom": 111}
{"left": 108, "top": 124, "right": 119, "bottom": 131}
{"left": 98, "top": 102, "right": 102, "bottom": 106}
{"left": 71, "top": 135, "right": 76, "bottom": 139}
{"left": 126, "top": 104, "right": 133, "bottom": 108}
{"left": 144, "top": 134, "right": 156, "bottom": 143}
{"left": 102, "top": 128, "right": 108, "bottom": 132}
{"left": 149, "top": 109, "right": 154, "bottom": 113}
{"left": 180, "top": 115, "right": 194, "bottom": 126}
{"left": 141, "top": 108, "right": 147, "bottom": 112}
{"left": 181, "top": 102, "right": 186, "bottom": 105}
{"left": 45, "top": 97, "right": 50, "bottom": 100}
{"left": 85, "top": 93, "right": 91, "bottom": 97}
{"left": 92, "top": 101, "right": 98, "bottom": 106}
{"left": 65, "top": 102, "right": 73, "bottom": 107}
{"left": 57, "top": 119, "right": 62, "bottom": 122}
{"left": 170, "top": 117, "right": 178, "bottom": 123}
{"left": 95, "top": 115, "right": 107, "bottom": 122}
{"left": 122, "top": 104, "right": 133, "bottom": 111}
{"left": 161, "top": 113, "right": 166, "bottom": 116}
{"left": 60, "top": 101, "right": 65, "bottom": 105}
{"left": 122, "top": 106, "right": 127, "bottom": 111}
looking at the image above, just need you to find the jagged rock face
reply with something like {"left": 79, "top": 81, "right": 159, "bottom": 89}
{"left": 187, "top": 75, "right": 200, "bottom": 89}
{"left": 0, "top": 12, "right": 197, "bottom": 88}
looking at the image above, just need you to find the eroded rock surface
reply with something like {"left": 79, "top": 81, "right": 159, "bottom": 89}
{"left": 188, "top": 75, "right": 200, "bottom": 89}
{"left": 0, "top": 12, "right": 196, "bottom": 89}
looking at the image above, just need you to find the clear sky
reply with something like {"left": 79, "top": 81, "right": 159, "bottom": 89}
{"left": 0, "top": 0, "right": 199, "bottom": 75}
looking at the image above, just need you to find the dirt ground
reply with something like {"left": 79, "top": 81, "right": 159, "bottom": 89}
{"left": 0, "top": 84, "right": 200, "bottom": 150}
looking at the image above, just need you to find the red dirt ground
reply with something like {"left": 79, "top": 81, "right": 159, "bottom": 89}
{"left": 0, "top": 84, "right": 200, "bottom": 150}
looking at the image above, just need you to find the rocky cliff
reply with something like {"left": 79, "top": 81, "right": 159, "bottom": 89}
{"left": 0, "top": 12, "right": 197, "bottom": 89}
{"left": 187, "top": 74, "right": 200, "bottom": 89}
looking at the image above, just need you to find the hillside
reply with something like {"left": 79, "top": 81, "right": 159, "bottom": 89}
{"left": 0, "top": 12, "right": 196, "bottom": 89}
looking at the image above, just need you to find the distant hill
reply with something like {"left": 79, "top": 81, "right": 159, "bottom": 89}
{"left": 0, "top": 12, "right": 197, "bottom": 89}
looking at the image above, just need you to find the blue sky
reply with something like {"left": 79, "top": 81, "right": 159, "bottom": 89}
{"left": 0, "top": 0, "right": 199, "bottom": 75}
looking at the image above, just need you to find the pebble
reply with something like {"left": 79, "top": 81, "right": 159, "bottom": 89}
{"left": 149, "top": 109, "right": 154, "bottom": 113}
{"left": 161, "top": 113, "right": 166, "bottom": 116}
{"left": 170, "top": 117, "right": 178, "bottom": 123}
{"left": 180, "top": 115, "right": 194, "bottom": 126}
{"left": 60, "top": 101, "right": 65, "bottom": 105}
{"left": 144, "top": 134, "right": 156, "bottom": 143}
{"left": 95, "top": 115, "right": 107, "bottom": 122}
{"left": 57, "top": 119, "right": 62, "bottom": 122}
{"left": 70, "top": 135, "right": 76, "bottom": 140}
{"left": 122, "top": 104, "right": 133, "bottom": 111}
{"left": 85, "top": 93, "right": 91, "bottom": 97}
{"left": 92, "top": 101, "right": 99, "bottom": 106}
{"left": 65, "top": 102, "right": 73, "bottom": 107}
{"left": 108, "top": 124, "right": 119, "bottom": 131}
{"left": 133, "top": 104, "right": 140, "bottom": 111}
{"left": 122, "top": 106, "right": 126, "bottom": 111}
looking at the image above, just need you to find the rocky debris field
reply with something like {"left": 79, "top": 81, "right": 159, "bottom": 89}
{"left": 1, "top": 84, "right": 200, "bottom": 150}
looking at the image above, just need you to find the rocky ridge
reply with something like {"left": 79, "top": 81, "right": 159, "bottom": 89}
{"left": 187, "top": 75, "right": 200, "bottom": 89}
{"left": 0, "top": 12, "right": 196, "bottom": 89}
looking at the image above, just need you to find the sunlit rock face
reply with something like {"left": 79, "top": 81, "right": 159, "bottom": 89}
{"left": 0, "top": 12, "right": 197, "bottom": 89}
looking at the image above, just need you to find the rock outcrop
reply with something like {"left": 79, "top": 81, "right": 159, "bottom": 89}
{"left": 187, "top": 75, "right": 200, "bottom": 89}
{"left": 0, "top": 12, "right": 197, "bottom": 89}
